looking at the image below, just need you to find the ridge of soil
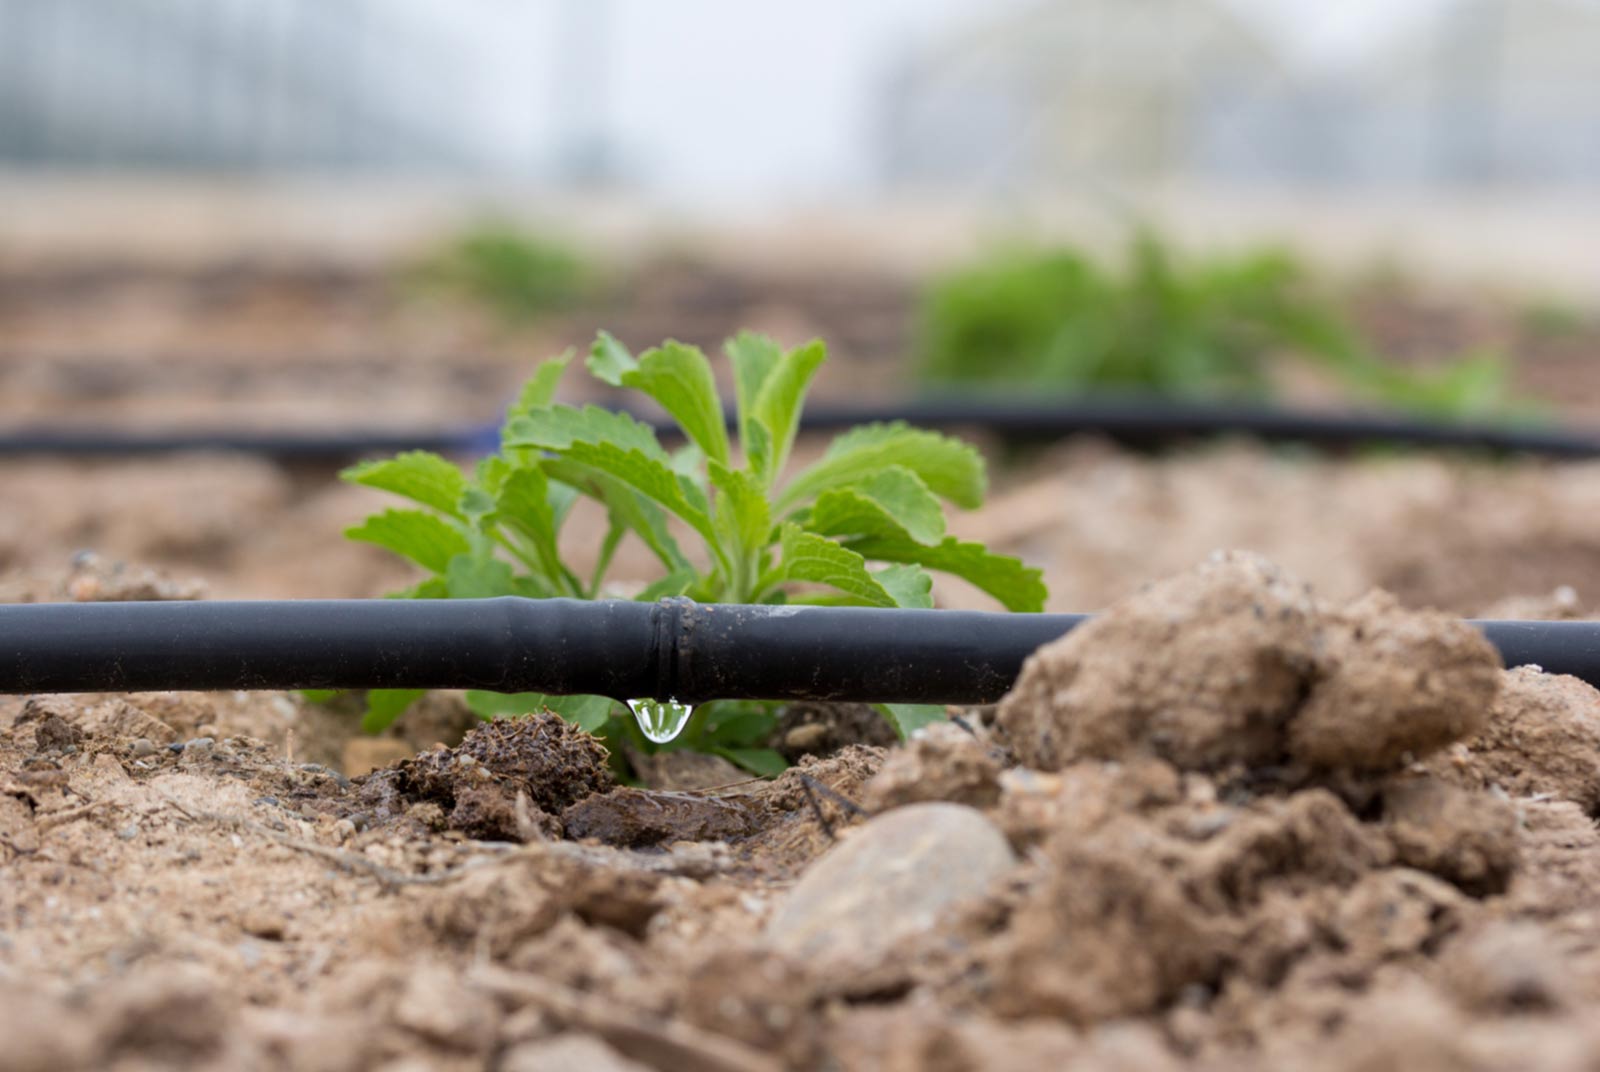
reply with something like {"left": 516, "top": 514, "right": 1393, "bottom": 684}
{"left": 7, "top": 554, "right": 1600, "bottom": 1069}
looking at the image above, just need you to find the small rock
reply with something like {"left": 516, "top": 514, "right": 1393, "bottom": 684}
{"left": 765, "top": 802, "right": 1017, "bottom": 966}
{"left": 501, "top": 1034, "right": 651, "bottom": 1072}
{"left": 129, "top": 737, "right": 157, "bottom": 758}
{"left": 241, "top": 909, "right": 286, "bottom": 941}
{"left": 178, "top": 737, "right": 215, "bottom": 764}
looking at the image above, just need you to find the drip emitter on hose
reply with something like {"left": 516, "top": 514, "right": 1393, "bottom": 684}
{"left": 0, "top": 597, "right": 1598, "bottom": 702}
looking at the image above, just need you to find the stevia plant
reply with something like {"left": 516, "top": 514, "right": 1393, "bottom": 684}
{"left": 920, "top": 230, "right": 1519, "bottom": 419}
{"left": 338, "top": 331, "right": 1046, "bottom": 770}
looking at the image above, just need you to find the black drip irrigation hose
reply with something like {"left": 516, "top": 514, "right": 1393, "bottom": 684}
{"left": 0, "top": 597, "right": 1596, "bottom": 703}
{"left": 4, "top": 398, "right": 1600, "bottom": 459}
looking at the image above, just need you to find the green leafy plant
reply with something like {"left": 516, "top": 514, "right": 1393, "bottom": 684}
{"left": 415, "top": 221, "right": 591, "bottom": 323}
{"left": 919, "top": 231, "right": 1518, "bottom": 419}
{"left": 338, "top": 331, "right": 1046, "bottom": 769}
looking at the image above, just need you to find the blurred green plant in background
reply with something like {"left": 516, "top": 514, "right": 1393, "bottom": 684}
{"left": 413, "top": 220, "right": 593, "bottom": 323}
{"left": 918, "top": 231, "right": 1519, "bottom": 420}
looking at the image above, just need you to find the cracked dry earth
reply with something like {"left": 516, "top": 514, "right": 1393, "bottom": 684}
{"left": 7, "top": 553, "right": 1600, "bottom": 1070}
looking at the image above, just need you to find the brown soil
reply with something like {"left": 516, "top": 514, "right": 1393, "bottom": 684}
{"left": 6, "top": 556, "right": 1600, "bottom": 1070}
{"left": 10, "top": 251, "right": 1600, "bottom": 1067}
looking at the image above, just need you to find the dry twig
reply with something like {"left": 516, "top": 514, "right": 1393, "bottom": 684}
{"left": 158, "top": 793, "right": 493, "bottom": 892}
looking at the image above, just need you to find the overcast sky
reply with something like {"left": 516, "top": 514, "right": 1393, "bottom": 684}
{"left": 398, "top": 0, "right": 1454, "bottom": 206}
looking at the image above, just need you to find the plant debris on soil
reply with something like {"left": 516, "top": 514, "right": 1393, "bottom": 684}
{"left": 8, "top": 552, "right": 1600, "bottom": 1069}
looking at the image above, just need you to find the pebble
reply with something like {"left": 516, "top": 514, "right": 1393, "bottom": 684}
{"left": 299, "top": 762, "right": 352, "bottom": 790}
{"left": 128, "top": 738, "right": 157, "bottom": 758}
{"left": 765, "top": 802, "right": 1018, "bottom": 965}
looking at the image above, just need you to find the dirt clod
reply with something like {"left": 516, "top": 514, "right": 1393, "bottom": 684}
{"left": 560, "top": 787, "right": 759, "bottom": 847}
{"left": 862, "top": 720, "right": 1003, "bottom": 811}
{"left": 1291, "top": 590, "right": 1501, "bottom": 770}
{"left": 997, "top": 553, "right": 1501, "bottom": 776}
{"left": 1381, "top": 777, "right": 1520, "bottom": 895}
{"left": 1434, "top": 666, "right": 1600, "bottom": 813}
{"left": 996, "top": 551, "right": 1322, "bottom": 771}
{"left": 371, "top": 712, "right": 614, "bottom": 840}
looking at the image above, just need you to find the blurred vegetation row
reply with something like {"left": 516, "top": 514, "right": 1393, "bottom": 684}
{"left": 918, "top": 233, "right": 1516, "bottom": 419}
{"left": 421, "top": 221, "right": 1521, "bottom": 419}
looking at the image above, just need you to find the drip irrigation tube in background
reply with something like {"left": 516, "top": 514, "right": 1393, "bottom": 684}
{"left": 0, "top": 597, "right": 1596, "bottom": 703}
{"left": 3, "top": 398, "right": 1600, "bottom": 460}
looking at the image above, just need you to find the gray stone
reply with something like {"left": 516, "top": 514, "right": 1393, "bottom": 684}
{"left": 765, "top": 802, "right": 1017, "bottom": 965}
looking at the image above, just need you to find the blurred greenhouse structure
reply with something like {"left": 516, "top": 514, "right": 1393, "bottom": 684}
{"left": 880, "top": 0, "right": 1600, "bottom": 193}
{"left": 0, "top": 0, "right": 484, "bottom": 172}
{"left": 1, "top": 0, "right": 1598, "bottom": 198}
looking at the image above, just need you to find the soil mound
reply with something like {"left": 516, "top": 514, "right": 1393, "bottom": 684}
{"left": 996, "top": 550, "right": 1501, "bottom": 773}
{"left": 8, "top": 555, "right": 1600, "bottom": 1069}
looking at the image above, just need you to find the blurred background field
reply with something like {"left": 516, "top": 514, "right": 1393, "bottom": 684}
{"left": 4, "top": 0, "right": 1600, "bottom": 610}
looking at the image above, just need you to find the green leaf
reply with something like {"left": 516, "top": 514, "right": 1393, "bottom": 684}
{"left": 751, "top": 339, "right": 826, "bottom": 484}
{"left": 875, "top": 703, "right": 947, "bottom": 739}
{"left": 345, "top": 509, "right": 470, "bottom": 574}
{"left": 566, "top": 469, "right": 690, "bottom": 573}
{"left": 845, "top": 533, "right": 1047, "bottom": 612}
{"left": 342, "top": 451, "right": 467, "bottom": 518}
{"left": 509, "top": 349, "right": 573, "bottom": 417}
{"left": 464, "top": 691, "right": 617, "bottom": 732}
{"left": 587, "top": 330, "right": 637, "bottom": 386}
{"left": 693, "top": 702, "right": 778, "bottom": 746}
{"left": 669, "top": 442, "right": 706, "bottom": 481}
{"left": 621, "top": 341, "right": 731, "bottom": 466}
{"left": 444, "top": 553, "right": 515, "bottom": 598}
{"left": 475, "top": 458, "right": 565, "bottom": 581}
{"left": 504, "top": 403, "right": 670, "bottom": 464}
{"left": 709, "top": 460, "right": 771, "bottom": 557}
{"left": 726, "top": 331, "right": 783, "bottom": 476}
{"left": 545, "top": 442, "right": 718, "bottom": 552}
{"left": 768, "top": 523, "right": 895, "bottom": 606}
{"left": 362, "top": 688, "right": 426, "bottom": 734}
{"left": 807, "top": 466, "right": 946, "bottom": 546}
{"left": 778, "top": 421, "right": 985, "bottom": 510}
{"left": 637, "top": 569, "right": 698, "bottom": 601}
{"left": 874, "top": 563, "right": 934, "bottom": 609}
{"left": 300, "top": 689, "right": 340, "bottom": 705}
{"left": 726, "top": 331, "right": 783, "bottom": 411}
{"left": 741, "top": 419, "right": 773, "bottom": 486}
{"left": 711, "top": 747, "right": 789, "bottom": 778}
{"left": 387, "top": 577, "right": 450, "bottom": 599}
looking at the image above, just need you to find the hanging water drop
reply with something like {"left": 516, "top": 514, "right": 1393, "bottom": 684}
{"left": 627, "top": 697, "right": 696, "bottom": 743}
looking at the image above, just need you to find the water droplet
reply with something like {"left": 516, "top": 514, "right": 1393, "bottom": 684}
{"left": 627, "top": 698, "right": 696, "bottom": 744}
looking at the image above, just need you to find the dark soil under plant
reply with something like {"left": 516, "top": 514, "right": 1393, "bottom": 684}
{"left": 6, "top": 550, "right": 1600, "bottom": 1070}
